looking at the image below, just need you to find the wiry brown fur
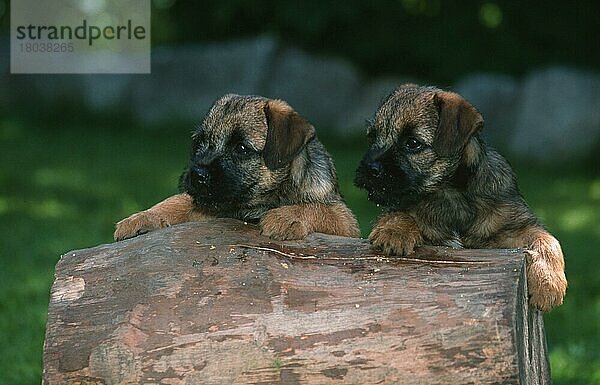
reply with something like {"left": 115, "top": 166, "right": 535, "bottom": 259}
{"left": 369, "top": 212, "right": 423, "bottom": 256}
{"left": 113, "top": 194, "right": 208, "bottom": 241}
{"left": 355, "top": 84, "right": 567, "bottom": 312}
{"left": 260, "top": 202, "right": 360, "bottom": 241}
{"left": 115, "top": 94, "right": 359, "bottom": 241}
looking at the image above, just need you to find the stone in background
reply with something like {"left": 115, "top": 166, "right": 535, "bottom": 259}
{"left": 455, "top": 73, "right": 520, "bottom": 151}
{"left": 5, "top": 35, "right": 599, "bottom": 163}
{"left": 511, "top": 67, "right": 600, "bottom": 162}
{"left": 82, "top": 75, "right": 133, "bottom": 113}
{"left": 264, "top": 47, "right": 361, "bottom": 130}
{"left": 455, "top": 68, "right": 600, "bottom": 162}
{"left": 336, "top": 77, "right": 413, "bottom": 135}
{"left": 132, "top": 35, "right": 278, "bottom": 125}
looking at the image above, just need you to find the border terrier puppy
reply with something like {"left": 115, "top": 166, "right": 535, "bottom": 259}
{"left": 355, "top": 84, "right": 567, "bottom": 311}
{"left": 115, "top": 94, "right": 359, "bottom": 242}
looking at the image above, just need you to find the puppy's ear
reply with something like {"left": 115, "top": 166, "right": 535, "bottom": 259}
{"left": 433, "top": 91, "right": 484, "bottom": 157}
{"left": 263, "top": 100, "right": 316, "bottom": 170}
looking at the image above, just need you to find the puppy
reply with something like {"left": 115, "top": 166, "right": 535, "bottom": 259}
{"left": 355, "top": 84, "right": 567, "bottom": 311}
{"left": 115, "top": 94, "right": 359, "bottom": 241}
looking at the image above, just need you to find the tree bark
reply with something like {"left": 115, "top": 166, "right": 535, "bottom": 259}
{"left": 43, "top": 218, "right": 550, "bottom": 385}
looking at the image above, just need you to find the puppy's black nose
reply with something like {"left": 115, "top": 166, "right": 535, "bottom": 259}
{"left": 192, "top": 166, "right": 210, "bottom": 184}
{"left": 367, "top": 161, "right": 383, "bottom": 177}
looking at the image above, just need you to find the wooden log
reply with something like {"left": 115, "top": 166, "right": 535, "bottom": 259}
{"left": 43, "top": 218, "right": 550, "bottom": 385}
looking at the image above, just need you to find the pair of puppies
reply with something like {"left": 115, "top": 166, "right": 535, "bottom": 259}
{"left": 115, "top": 86, "right": 566, "bottom": 312}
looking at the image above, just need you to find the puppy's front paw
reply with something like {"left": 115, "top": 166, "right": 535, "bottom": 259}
{"left": 260, "top": 209, "right": 310, "bottom": 241}
{"left": 525, "top": 250, "right": 567, "bottom": 312}
{"left": 369, "top": 225, "right": 422, "bottom": 256}
{"left": 369, "top": 213, "right": 423, "bottom": 256}
{"left": 114, "top": 211, "right": 169, "bottom": 241}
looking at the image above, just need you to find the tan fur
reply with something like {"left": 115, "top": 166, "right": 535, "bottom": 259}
{"left": 260, "top": 203, "right": 360, "bottom": 241}
{"left": 114, "top": 194, "right": 209, "bottom": 241}
{"left": 492, "top": 225, "right": 567, "bottom": 311}
{"left": 369, "top": 212, "right": 423, "bottom": 256}
{"left": 267, "top": 99, "right": 293, "bottom": 114}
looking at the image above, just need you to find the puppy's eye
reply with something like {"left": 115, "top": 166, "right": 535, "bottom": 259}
{"left": 235, "top": 143, "right": 252, "bottom": 156}
{"left": 405, "top": 137, "right": 425, "bottom": 153}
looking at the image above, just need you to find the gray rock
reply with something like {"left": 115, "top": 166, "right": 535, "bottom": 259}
{"left": 455, "top": 73, "right": 520, "bottom": 151}
{"left": 511, "top": 67, "right": 600, "bottom": 162}
{"left": 132, "top": 35, "right": 278, "bottom": 125}
{"left": 265, "top": 48, "right": 361, "bottom": 131}
{"left": 82, "top": 75, "right": 133, "bottom": 112}
{"left": 335, "top": 77, "right": 412, "bottom": 135}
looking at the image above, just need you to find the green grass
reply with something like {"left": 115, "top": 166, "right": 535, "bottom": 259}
{"left": 0, "top": 117, "right": 598, "bottom": 384}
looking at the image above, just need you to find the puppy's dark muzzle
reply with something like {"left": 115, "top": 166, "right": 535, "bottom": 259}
{"left": 354, "top": 158, "right": 382, "bottom": 189}
{"left": 366, "top": 160, "right": 383, "bottom": 177}
{"left": 354, "top": 143, "right": 393, "bottom": 194}
{"left": 191, "top": 166, "right": 210, "bottom": 185}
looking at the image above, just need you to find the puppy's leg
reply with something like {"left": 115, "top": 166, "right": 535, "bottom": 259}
{"left": 260, "top": 202, "right": 360, "bottom": 241}
{"left": 369, "top": 212, "right": 423, "bottom": 256}
{"left": 114, "top": 193, "right": 210, "bottom": 241}
{"left": 499, "top": 226, "right": 567, "bottom": 311}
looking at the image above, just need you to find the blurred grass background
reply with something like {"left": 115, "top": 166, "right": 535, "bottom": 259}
{"left": 0, "top": 116, "right": 598, "bottom": 384}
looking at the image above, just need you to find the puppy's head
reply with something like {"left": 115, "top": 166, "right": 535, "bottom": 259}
{"left": 354, "top": 84, "right": 483, "bottom": 209}
{"left": 180, "top": 94, "right": 315, "bottom": 217}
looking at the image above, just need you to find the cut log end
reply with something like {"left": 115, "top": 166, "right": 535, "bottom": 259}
{"left": 43, "top": 218, "right": 550, "bottom": 385}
